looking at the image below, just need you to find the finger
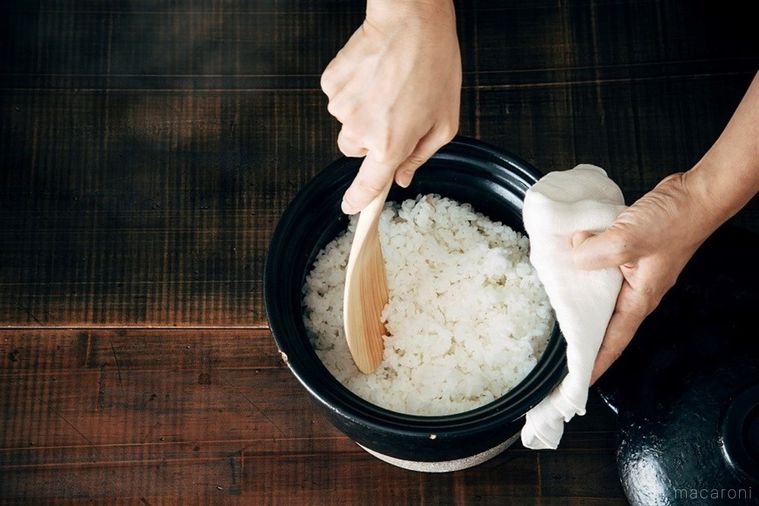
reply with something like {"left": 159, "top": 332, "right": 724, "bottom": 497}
{"left": 342, "top": 152, "right": 399, "bottom": 215}
{"left": 337, "top": 129, "right": 368, "bottom": 158}
{"left": 321, "top": 59, "right": 351, "bottom": 100}
{"left": 321, "top": 27, "right": 368, "bottom": 100}
{"left": 326, "top": 92, "right": 357, "bottom": 123}
{"left": 590, "top": 282, "right": 647, "bottom": 383}
{"left": 393, "top": 125, "right": 454, "bottom": 188}
{"left": 570, "top": 230, "right": 595, "bottom": 249}
{"left": 320, "top": 42, "right": 361, "bottom": 99}
{"left": 572, "top": 228, "right": 637, "bottom": 271}
{"left": 320, "top": 65, "right": 343, "bottom": 100}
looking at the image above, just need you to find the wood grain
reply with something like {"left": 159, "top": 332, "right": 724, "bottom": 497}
{"left": 1, "top": 0, "right": 757, "bottom": 502}
{"left": 0, "top": 329, "right": 621, "bottom": 503}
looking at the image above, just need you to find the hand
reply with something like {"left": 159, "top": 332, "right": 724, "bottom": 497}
{"left": 571, "top": 172, "right": 718, "bottom": 383}
{"left": 573, "top": 72, "right": 758, "bottom": 382}
{"left": 320, "top": 0, "right": 462, "bottom": 214}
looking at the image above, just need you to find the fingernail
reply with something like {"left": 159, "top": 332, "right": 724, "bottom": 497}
{"left": 396, "top": 172, "right": 413, "bottom": 188}
{"left": 341, "top": 199, "right": 356, "bottom": 215}
{"left": 571, "top": 231, "right": 589, "bottom": 248}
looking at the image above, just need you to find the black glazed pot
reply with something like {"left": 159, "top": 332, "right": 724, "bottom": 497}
{"left": 264, "top": 136, "right": 566, "bottom": 470}
{"left": 596, "top": 226, "right": 759, "bottom": 504}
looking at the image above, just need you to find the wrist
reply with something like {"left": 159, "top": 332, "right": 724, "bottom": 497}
{"left": 684, "top": 73, "right": 759, "bottom": 235}
{"left": 683, "top": 150, "right": 754, "bottom": 240}
{"left": 366, "top": 0, "right": 455, "bottom": 27}
{"left": 685, "top": 163, "right": 728, "bottom": 242}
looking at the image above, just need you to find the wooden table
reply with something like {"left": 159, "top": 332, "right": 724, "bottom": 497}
{"left": 1, "top": 1, "right": 757, "bottom": 503}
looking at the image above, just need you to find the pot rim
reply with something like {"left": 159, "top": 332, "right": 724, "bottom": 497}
{"left": 264, "top": 136, "right": 567, "bottom": 439}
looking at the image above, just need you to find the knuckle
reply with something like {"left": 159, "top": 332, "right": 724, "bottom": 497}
{"left": 328, "top": 98, "right": 360, "bottom": 123}
{"left": 407, "top": 154, "right": 426, "bottom": 166}
{"left": 342, "top": 190, "right": 359, "bottom": 209}
{"left": 320, "top": 73, "right": 333, "bottom": 95}
{"left": 327, "top": 103, "right": 348, "bottom": 122}
{"left": 573, "top": 231, "right": 594, "bottom": 248}
{"left": 355, "top": 175, "right": 385, "bottom": 194}
{"left": 657, "top": 172, "right": 687, "bottom": 190}
{"left": 402, "top": 151, "right": 429, "bottom": 171}
{"left": 337, "top": 140, "right": 352, "bottom": 156}
{"left": 437, "top": 123, "right": 459, "bottom": 142}
{"left": 375, "top": 135, "right": 394, "bottom": 159}
{"left": 337, "top": 130, "right": 351, "bottom": 148}
{"left": 326, "top": 99, "right": 342, "bottom": 118}
{"left": 367, "top": 124, "right": 398, "bottom": 156}
{"left": 320, "top": 61, "right": 340, "bottom": 95}
{"left": 639, "top": 283, "right": 657, "bottom": 297}
{"left": 607, "top": 232, "right": 632, "bottom": 263}
{"left": 338, "top": 140, "right": 363, "bottom": 158}
{"left": 371, "top": 147, "right": 395, "bottom": 165}
{"left": 367, "top": 126, "right": 416, "bottom": 165}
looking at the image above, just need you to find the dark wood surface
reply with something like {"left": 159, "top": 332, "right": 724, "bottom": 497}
{"left": 0, "top": 1, "right": 756, "bottom": 503}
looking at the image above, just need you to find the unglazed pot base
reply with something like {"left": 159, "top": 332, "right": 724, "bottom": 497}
{"left": 358, "top": 432, "right": 520, "bottom": 473}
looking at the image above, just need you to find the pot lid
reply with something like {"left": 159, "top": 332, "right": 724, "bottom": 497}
{"left": 595, "top": 226, "right": 759, "bottom": 505}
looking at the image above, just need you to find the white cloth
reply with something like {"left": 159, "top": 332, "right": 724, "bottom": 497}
{"left": 520, "top": 165, "right": 626, "bottom": 450}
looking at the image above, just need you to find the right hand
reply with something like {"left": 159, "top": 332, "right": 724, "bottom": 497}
{"left": 574, "top": 72, "right": 759, "bottom": 382}
{"left": 571, "top": 172, "right": 721, "bottom": 383}
{"left": 320, "top": 0, "right": 462, "bottom": 214}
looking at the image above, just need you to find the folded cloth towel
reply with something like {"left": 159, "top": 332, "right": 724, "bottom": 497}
{"left": 520, "top": 165, "right": 627, "bottom": 450}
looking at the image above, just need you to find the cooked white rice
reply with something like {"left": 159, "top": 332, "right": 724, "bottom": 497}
{"left": 302, "top": 194, "right": 553, "bottom": 416}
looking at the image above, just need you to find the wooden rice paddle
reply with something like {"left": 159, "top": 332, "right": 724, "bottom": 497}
{"left": 343, "top": 180, "right": 392, "bottom": 374}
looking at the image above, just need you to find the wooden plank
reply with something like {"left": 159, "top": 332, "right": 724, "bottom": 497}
{"left": 476, "top": 73, "right": 759, "bottom": 201}
{"left": 0, "top": 329, "right": 282, "bottom": 372}
{"left": 1, "top": 442, "right": 619, "bottom": 502}
{"left": 2, "top": 71, "right": 757, "bottom": 326}
{"left": 475, "top": 0, "right": 758, "bottom": 76}
{"left": 536, "top": 499, "right": 628, "bottom": 506}
{"left": 2, "top": 0, "right": 756, "bottom": 95}
{"left": 2, "top": 0, "right": 755, "bottom": 503}
{"left": 0, "top": 443, "right": 625, "bottom": 504}
{"left": 0, "top": 441, "right": 542, "bottom": 503}
{"left": 0, "top": 330, "right": 613, "bottom": 448}
{"left": 1, "top": 0, "right": 756, "bottom": 328}
{"left": 0, "top": 329, "right": 620, "bottom": 502}
{"left": 540, "top": 450, "right": 625, "bottom": 499}
{"left": 0, "top": 89, "right": 337, "bottom": 326}
{"left": 0, "top": 359, "right": 333, "bottom": 450}
{"left": 0, "top": 6, "right": 362, "bottom": 79}
{"left": 0, "top": 366, "right": 332, "bottom": 446}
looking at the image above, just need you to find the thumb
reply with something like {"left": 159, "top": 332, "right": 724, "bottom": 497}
{"left": 341, "top": 152, "right": 399, "bottom": 215}
{"left": 571, "top": 228, "right": 635, "bottom": 271}
{"left": 394, "top": 127, "right": 451, "bottom": 188}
